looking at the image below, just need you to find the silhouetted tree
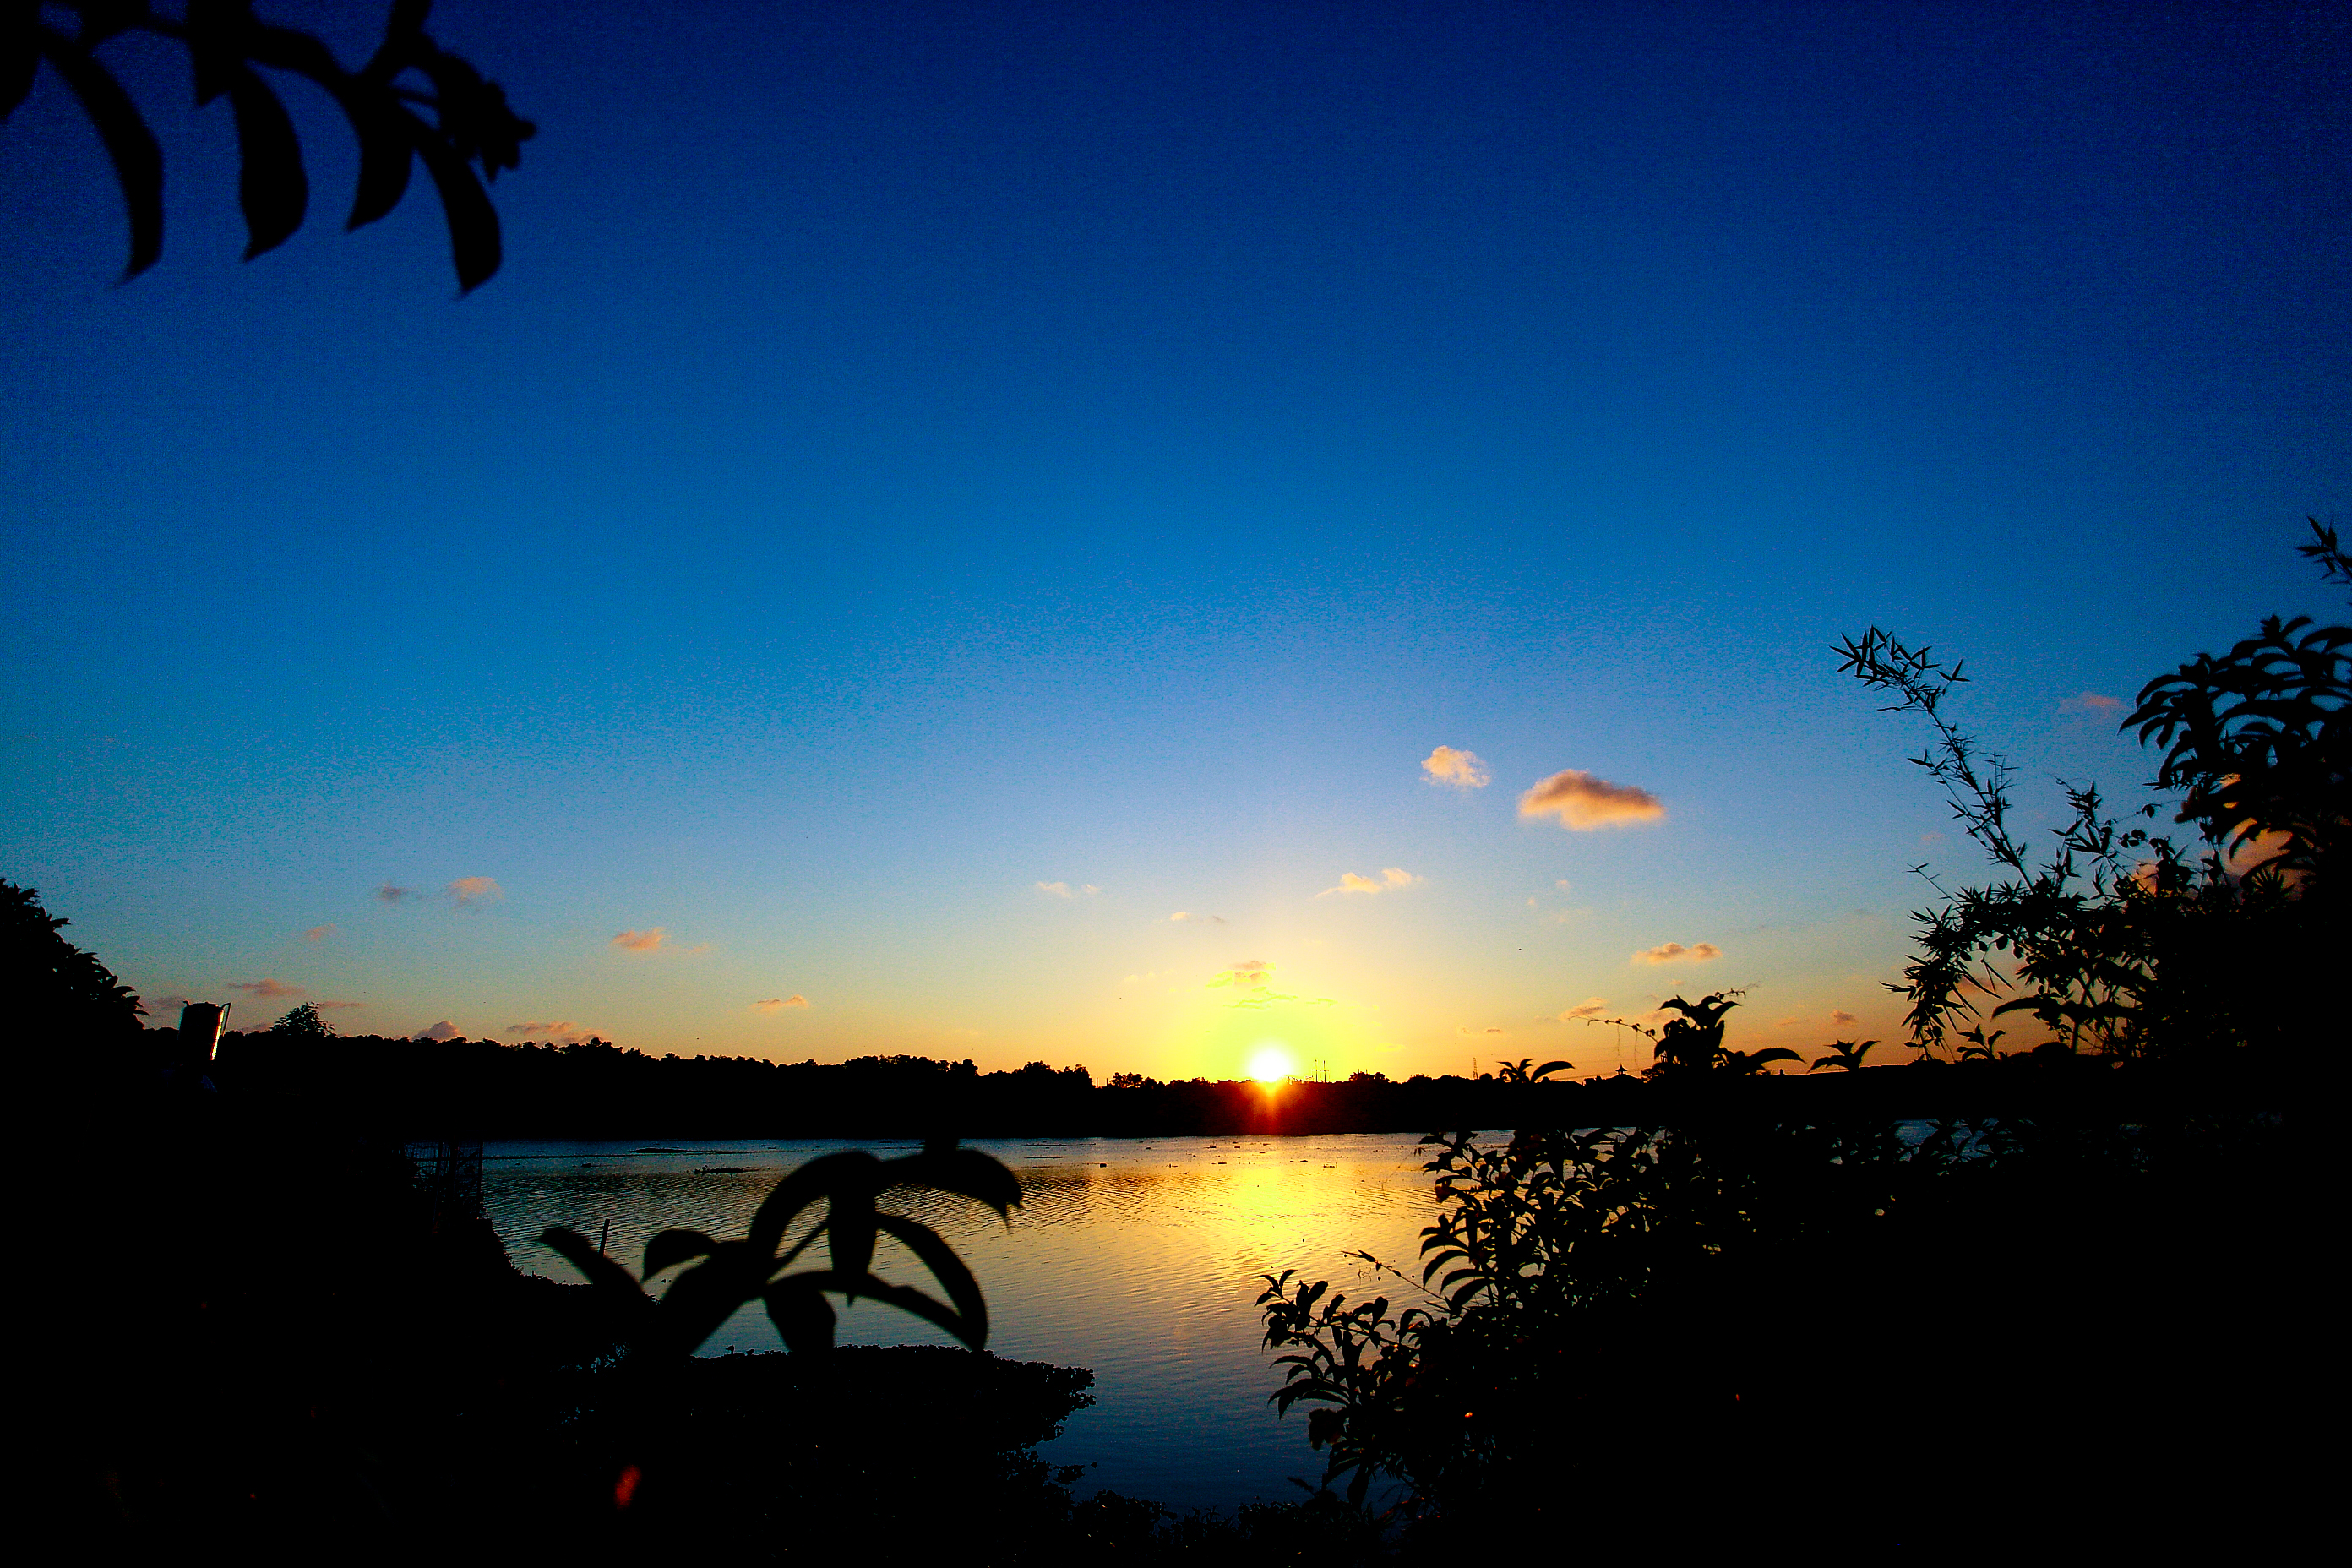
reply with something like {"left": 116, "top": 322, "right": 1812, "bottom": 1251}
{"left": 269, "top": 999, "right": 333, "bottom": 1037}
{"left": 3, "top": 0, "right": 533, "bottom": 289}
{"left": 2127, "top": 519, "right": 2349, "bottom": 887}
{"left": 3, "top": 878, "right": 144, "bottom": 1043}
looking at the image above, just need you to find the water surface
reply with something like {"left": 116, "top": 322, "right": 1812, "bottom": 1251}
{"left": 476, "top": 1132, "right": 1440, "bottom": 1510}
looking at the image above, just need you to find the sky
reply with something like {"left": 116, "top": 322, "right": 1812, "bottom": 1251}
{"left": 3, "top": 0, "right": 2344, "bottom": 1079}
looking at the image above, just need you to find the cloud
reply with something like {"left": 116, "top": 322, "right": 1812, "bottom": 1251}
{"left": 1422, "top": 745, "right": 1491, "bottom": 788}
{"left": 1206, "top": 959, "right": 1334, "bottom": 1010}
{"left": 317, "top": 999, "right": 364, "bottom": 1010}
{"left": 1832, "top": 1010, "right": 1858, "bottom": 1025}
{"left": 228, "top": 977, "right": 303, "bottom": 999}
{"left": 611, "top": 928, "right": 668, "bottom": 952}
{"left": 300, "top": 924, "right": 335, "bottom": 944}
{"left": 1558, "top": 997, "right": 1610, "bottom": 1021}
{"left": 1169, "top": 911, "right": 1227, "bottom": 923}
{"left": 376, "top": 884, "right": 415, "bottom": 903}
{"left": 753, "top": 995, "right": 810, "bottom": 1011}
{"left": 1518, "top": 770, "right": 1665, "bottom": 831}
{"left": 411, "top": 1021, "right": 463, "bottom": 1041}
{"left": 446, "top": 876, "right": 502, "bottom": 907}
{"left": 1034, "top": 881, "right": 1101, "bottom": 898}
{"left": 1632, "top": 941, "right": 1721, "bottom": 965}
{"left": 1319, "top": 867, "right": 1423, "bottom": 896}
{"left": 2061, "top": 691, "right": 2123, "bottom": 714}
{"left": 1456, "top": 1025, "right": 1505, "bottom": 1035}
{"left": 507, "top": 1019, "right": 593, "bottom": 1043}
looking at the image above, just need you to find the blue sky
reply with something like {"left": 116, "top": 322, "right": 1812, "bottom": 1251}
{"left": 3, "top": 0, "right": 2344, "bottom": 1075}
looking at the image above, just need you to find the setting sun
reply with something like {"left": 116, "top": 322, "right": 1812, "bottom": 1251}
{"left": 1246, "top": 1044, "right": 1295, "bottom": 1082}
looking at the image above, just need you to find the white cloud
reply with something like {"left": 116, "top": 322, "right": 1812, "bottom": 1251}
{"left": 753, "top": 995, "right": 810, "bottom": 1011}
{"left": 1518, "top": 770, "right": 1665, "bottom": 831}
{"left": 1034, "top": 881, "right": 1102, "bottom": 898}
{"left": 1169, "top": 911, "right": 1227, "bottom": 923}
{"left": 1422, "top": 745, "right": 1491, "bottom": 788}
{"left": 1320, "top": 867, "right": 1422, "bottom": 897}
{"left": 612, "top": 928, "right": 668, "bottom": 952}
{"left": 1633, "top": 941, "right": 1722, "bottom": 965}
{"left": 412, "top": 1021, "right": 462, "bottom": 1041}
{"left": 446, "top": 876, "right": 503, "bottom": 907}
{"left": 1557, "top": 996, "right": 1609, "bottom": 1020}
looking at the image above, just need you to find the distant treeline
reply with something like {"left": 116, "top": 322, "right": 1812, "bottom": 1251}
{"left": 138, "top": 1029, "right": 2283, "bottom": 1139}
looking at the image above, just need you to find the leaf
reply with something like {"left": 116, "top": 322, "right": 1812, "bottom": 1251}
{"left": 225, "top": 68, "right": 306, "bottom": 258}
{"left": 642, "top": 1228, "right": 720, "bottom": 1277}
{"left": 763, "top": 1280, "right": 836, "bottom": 1355}
{"left": 1534, "top": 1060, "right": 1572, "bottom": 1080}
{"left": 539, "top": 1226, "right": 645, "bottom": 1303}
{"left": 409, "top": 124, "right": 501, "bottom": 293}
{"left": 828, "top": 1190, "right": 876, "bottom": 1284}
{"left": 39, "top": 31, "right": 163, "bottom": 280}
{"left": 875, "top": 1213, "right": 988, "bottom": 1344}
{"left": 338, "top": 88, "right": 413, "bottom": 229}
{"left": 2, "top": 12, "right": 38, "bottom": 120}
{"left": 887, "top": 1145, "right": 1022, "bottom": 1217}
{"left": 746, "top": 1151, "right": 881, "bottom": 1255}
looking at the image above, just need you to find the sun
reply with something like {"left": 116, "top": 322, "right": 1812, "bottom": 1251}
{"left": 1247, "top": 1043, "right": 1296, "bottom": 1082}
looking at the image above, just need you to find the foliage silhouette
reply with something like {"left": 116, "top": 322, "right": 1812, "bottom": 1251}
{"left": 539, "top": 1138, "right": 1021, "bottom": 1359}
{"left": 1834, "top": 528, "right": 2345, "bottom": 1059}
{"left": 1260, "top": 1119, "right": 1965, "bottom": 1527}
{"left": 2126, "top": 520, "right": 2349, "bottom": 886}
{"left": 1578, "top": 989, "right": 1799, "bottom": 1080}
{"left": 268, "top": 999, "right": 333, "bottom": 1036}
{"left": 3, "top": 0, "right": 532, "bottom": 290}
{"left": 4, "top": 877, "right": 144, "bottom": 1043}
{"left": 1807, "top": 1037, "right": 1877, "bottom": 1072}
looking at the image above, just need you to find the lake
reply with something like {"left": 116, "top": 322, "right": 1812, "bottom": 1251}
{"left": 473, "top": 1131, "right": 1443, "bottom": 1511}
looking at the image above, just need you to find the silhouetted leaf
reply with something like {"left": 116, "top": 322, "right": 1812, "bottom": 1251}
{"left": 764, "top": 1281, "right": 836, "bottom": 1355}
{"left": 2, "top": 14, "right": 39, "bottom": 120}
{"left": 747, "top": 1151, "right": 881, "bottom": 1255}
{"left": 225, "top": 68, "right": 306, "bottom": 258}
{"left": 829, "top": 1194, "right": 876, "bottom": 1286}
{"left": 410, "top": 127, "right": 500, "bottom": 293}
{"left": 875, "top": 1213, "right": 987, "bottom": 1343}
{"left": 40, "top": 33, "right": 162, "bottom": 280}
{"left": 539, "top": 1225, "right": 645, "bottom": 1304}
{"left": 342, "top": 96, "right": 413, "bottom": 229}
{"left": 642, "top": 1228, "right": 720, "bottom": 1277}
{"left": 888, "top": 1146, "right": 1021, "bottom": 1217}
